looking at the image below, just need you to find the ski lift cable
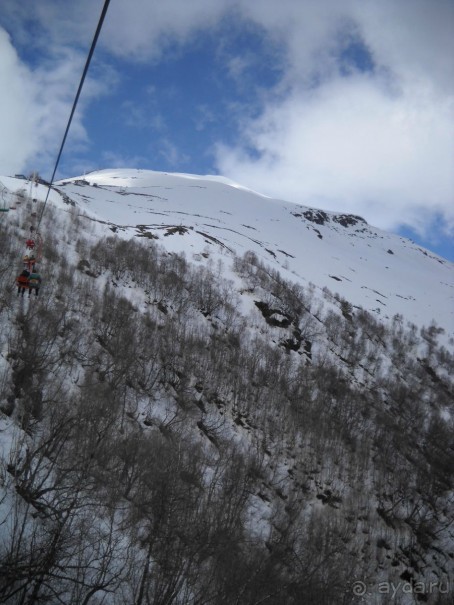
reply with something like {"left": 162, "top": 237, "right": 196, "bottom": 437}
{"left": 37, "top": 0, "right": 111, "bottom": 230}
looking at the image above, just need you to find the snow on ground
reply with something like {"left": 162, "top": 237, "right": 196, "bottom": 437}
{"left": 60, "top": 170, "right": 454, "bottom": 338}
{"left": 0, "top": 171, "right": 453, "bottom": 603}
{"left": 3, "top": 169, "right": 453, "bottom": 342}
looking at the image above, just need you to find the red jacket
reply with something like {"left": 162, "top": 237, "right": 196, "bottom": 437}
{"left": 16, "top": 275, "right": 29, "bottom": 288}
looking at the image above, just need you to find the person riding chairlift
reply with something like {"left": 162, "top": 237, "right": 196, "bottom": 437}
{"left": 23, "top": 252, "right": 36, "bottom": 272}
{"left": 28, "top": 268, "right": 42, "bottom": 297}
{"left": 16, "top": 270, "right": 30, "bottom": 297}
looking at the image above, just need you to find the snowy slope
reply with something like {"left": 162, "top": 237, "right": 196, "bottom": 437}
{"left": 1, "top": 171, "right": 453, "bottom": 604}
{"left": 5, "top": 169, "right": 454, "bottom": 338}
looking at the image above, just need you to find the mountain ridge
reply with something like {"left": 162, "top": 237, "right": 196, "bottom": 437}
{"left": 47, "top": 168, "right": 453, "bottom": 343}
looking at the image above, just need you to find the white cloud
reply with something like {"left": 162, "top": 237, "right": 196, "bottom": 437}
{"left": 0, "top": 26, "right": 83, "bottom": 176}
{"left": 0, "top": 29, "right": 36, "bottom": 173}
{"left": 103, "top": 0, "right": 233, "bottom": 61}
{"left": 352, "top": 0, "right": 454, "bottom": 96}
{"left": 0, "top": 17, "right": 117, "bottom": 178}
{"left": 0, "top": 0, "right": 100, "bottom": 51}
{"left": 216, "top": 74, "right": 454, "bottom": 232}
{"left": 212, "top": 0, "right": 454, "bottom": 236}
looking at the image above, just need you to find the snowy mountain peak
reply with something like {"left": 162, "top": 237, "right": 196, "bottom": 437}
{"left": 54, "top": 169, "right": 454, "bottom": 341}
{"left": 5, "top": 169, "right": 454, "bottom": 341}
{"left": 61, "top": 168, "right": 268, "bottom": 196}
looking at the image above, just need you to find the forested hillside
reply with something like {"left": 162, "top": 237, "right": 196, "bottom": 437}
{"left": 0, "top": 193, "right": 453, "bottom": 604}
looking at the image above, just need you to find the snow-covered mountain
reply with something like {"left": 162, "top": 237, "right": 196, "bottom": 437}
{"left": 4, "top": 167, "right": 452, "bottom": 341}
{"left": 45, "top": 168, "right": 452, "bottom": 341}
{"left": 0, "top": 169, "right": 453, "bottom": 604}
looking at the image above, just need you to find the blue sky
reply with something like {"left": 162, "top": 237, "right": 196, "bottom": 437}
{"left": 0, "top": 0, "right": 453, "bottom": 260}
